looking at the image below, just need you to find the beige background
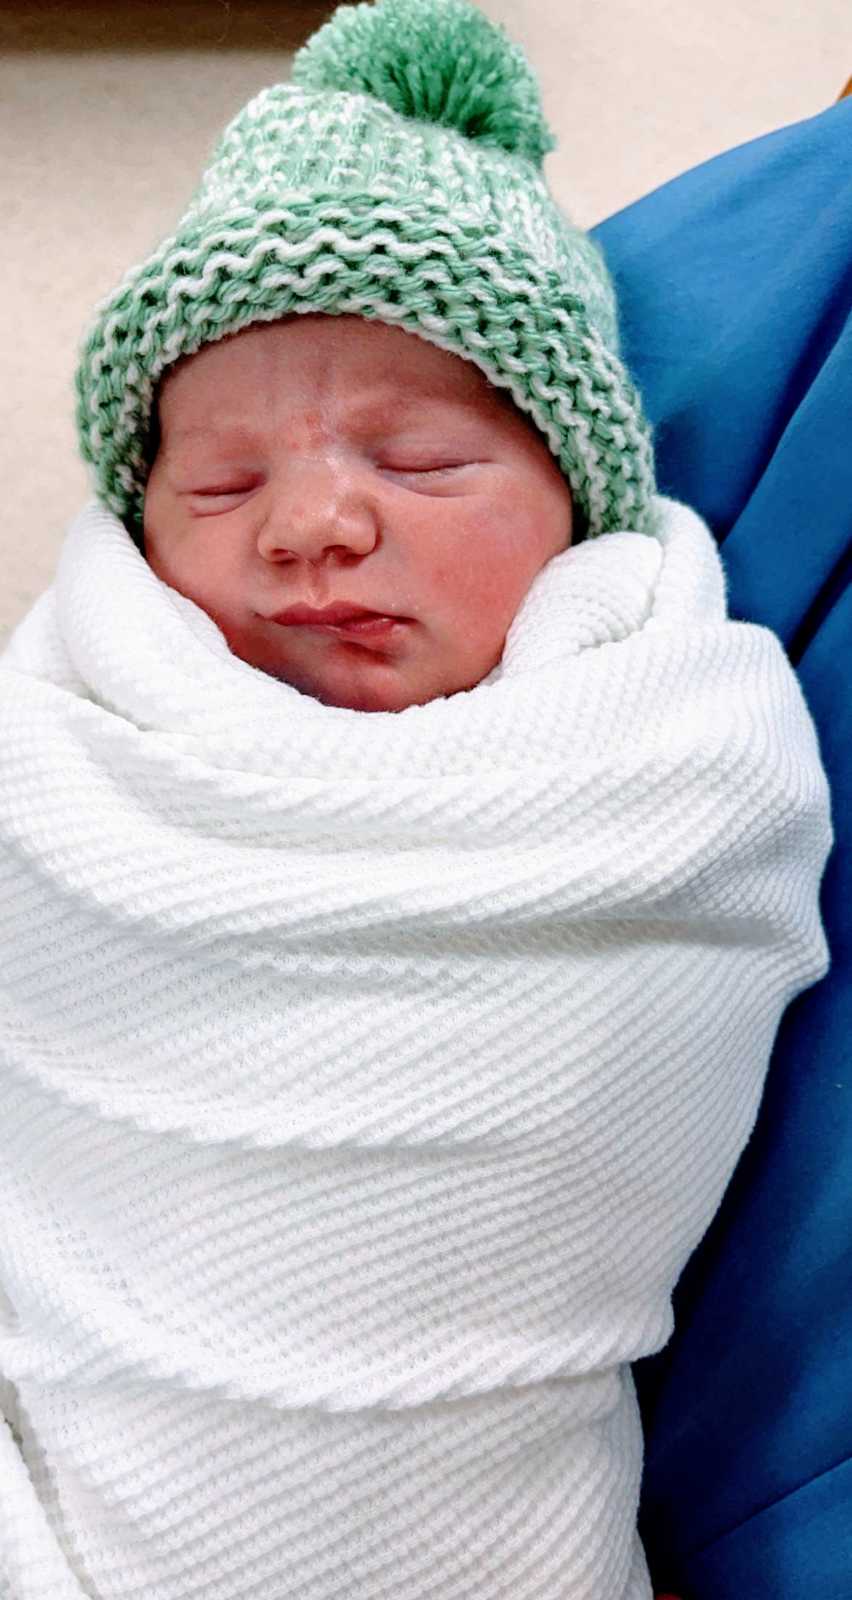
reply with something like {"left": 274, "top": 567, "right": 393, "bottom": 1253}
{"left": 1, "top": 0, "right": 848, "bottom": 646}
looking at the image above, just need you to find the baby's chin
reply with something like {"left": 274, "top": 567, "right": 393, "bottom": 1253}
{"left": 217, "top": 618, "right": 502, "bottom": 712}
{"left": 251, "top": 656, "right": 453, "bottom": 713}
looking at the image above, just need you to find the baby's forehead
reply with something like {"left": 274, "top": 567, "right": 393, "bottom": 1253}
{"left": 153, "top": 317, "right": 541, "bottom": 459}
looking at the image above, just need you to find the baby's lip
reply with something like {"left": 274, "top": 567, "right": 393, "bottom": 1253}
{"left": 268, "top": 603, "right": 402, "bottom": 625}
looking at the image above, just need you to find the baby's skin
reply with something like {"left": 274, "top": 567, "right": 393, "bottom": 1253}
{"left": 143, "top": 314, "right": 573, "bottom": 711}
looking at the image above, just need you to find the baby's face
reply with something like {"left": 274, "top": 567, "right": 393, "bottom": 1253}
{"left": 143, "top": 314, "right": 573, "bottom": 712}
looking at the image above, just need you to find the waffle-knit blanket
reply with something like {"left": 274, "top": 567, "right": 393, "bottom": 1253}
{"left": 0, "top": 495, "right": 833, "bottom": 1599}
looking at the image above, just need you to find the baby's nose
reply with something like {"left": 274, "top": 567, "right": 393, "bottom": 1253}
{"left": 258, "top": 454, "right": 378, "bottom": 562}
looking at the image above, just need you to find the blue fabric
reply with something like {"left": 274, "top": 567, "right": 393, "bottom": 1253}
{"left": 590, "top": 99, "right": 852, "bottom": 1598}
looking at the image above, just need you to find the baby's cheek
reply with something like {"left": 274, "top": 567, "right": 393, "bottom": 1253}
{"left": 469, "top": 529, "right": 539, "bottom": 620}
{"left": 446, "top": 509, "right": 518, "bottom": 595}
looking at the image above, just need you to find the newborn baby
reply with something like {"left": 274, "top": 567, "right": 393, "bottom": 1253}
{"left": 143, "top": 312, "right": 573, "bottom": 714}
{"left": 0, "top": 2, "right": 834, "bottom": 1599}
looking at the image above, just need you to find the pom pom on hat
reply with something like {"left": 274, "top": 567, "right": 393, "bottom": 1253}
{"left": 291, "top": 0, "right": 558, "bottom": 166}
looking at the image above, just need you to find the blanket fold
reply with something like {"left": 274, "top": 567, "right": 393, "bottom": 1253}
{"left": 0, "top": 495, "right": 833, "bottom": 1600}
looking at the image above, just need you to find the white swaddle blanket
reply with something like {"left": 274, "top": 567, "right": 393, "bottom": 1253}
{"left": 0, "top": 493, "right": 833, "bottom": 1600}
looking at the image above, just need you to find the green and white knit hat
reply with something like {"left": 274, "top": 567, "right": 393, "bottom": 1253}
{"left": 73, "top": 0, "right": 660, "bottom": 549}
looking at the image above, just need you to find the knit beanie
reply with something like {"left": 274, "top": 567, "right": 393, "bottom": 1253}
{"left": 73, "top": 0, "right": 660, "bottom": 551}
